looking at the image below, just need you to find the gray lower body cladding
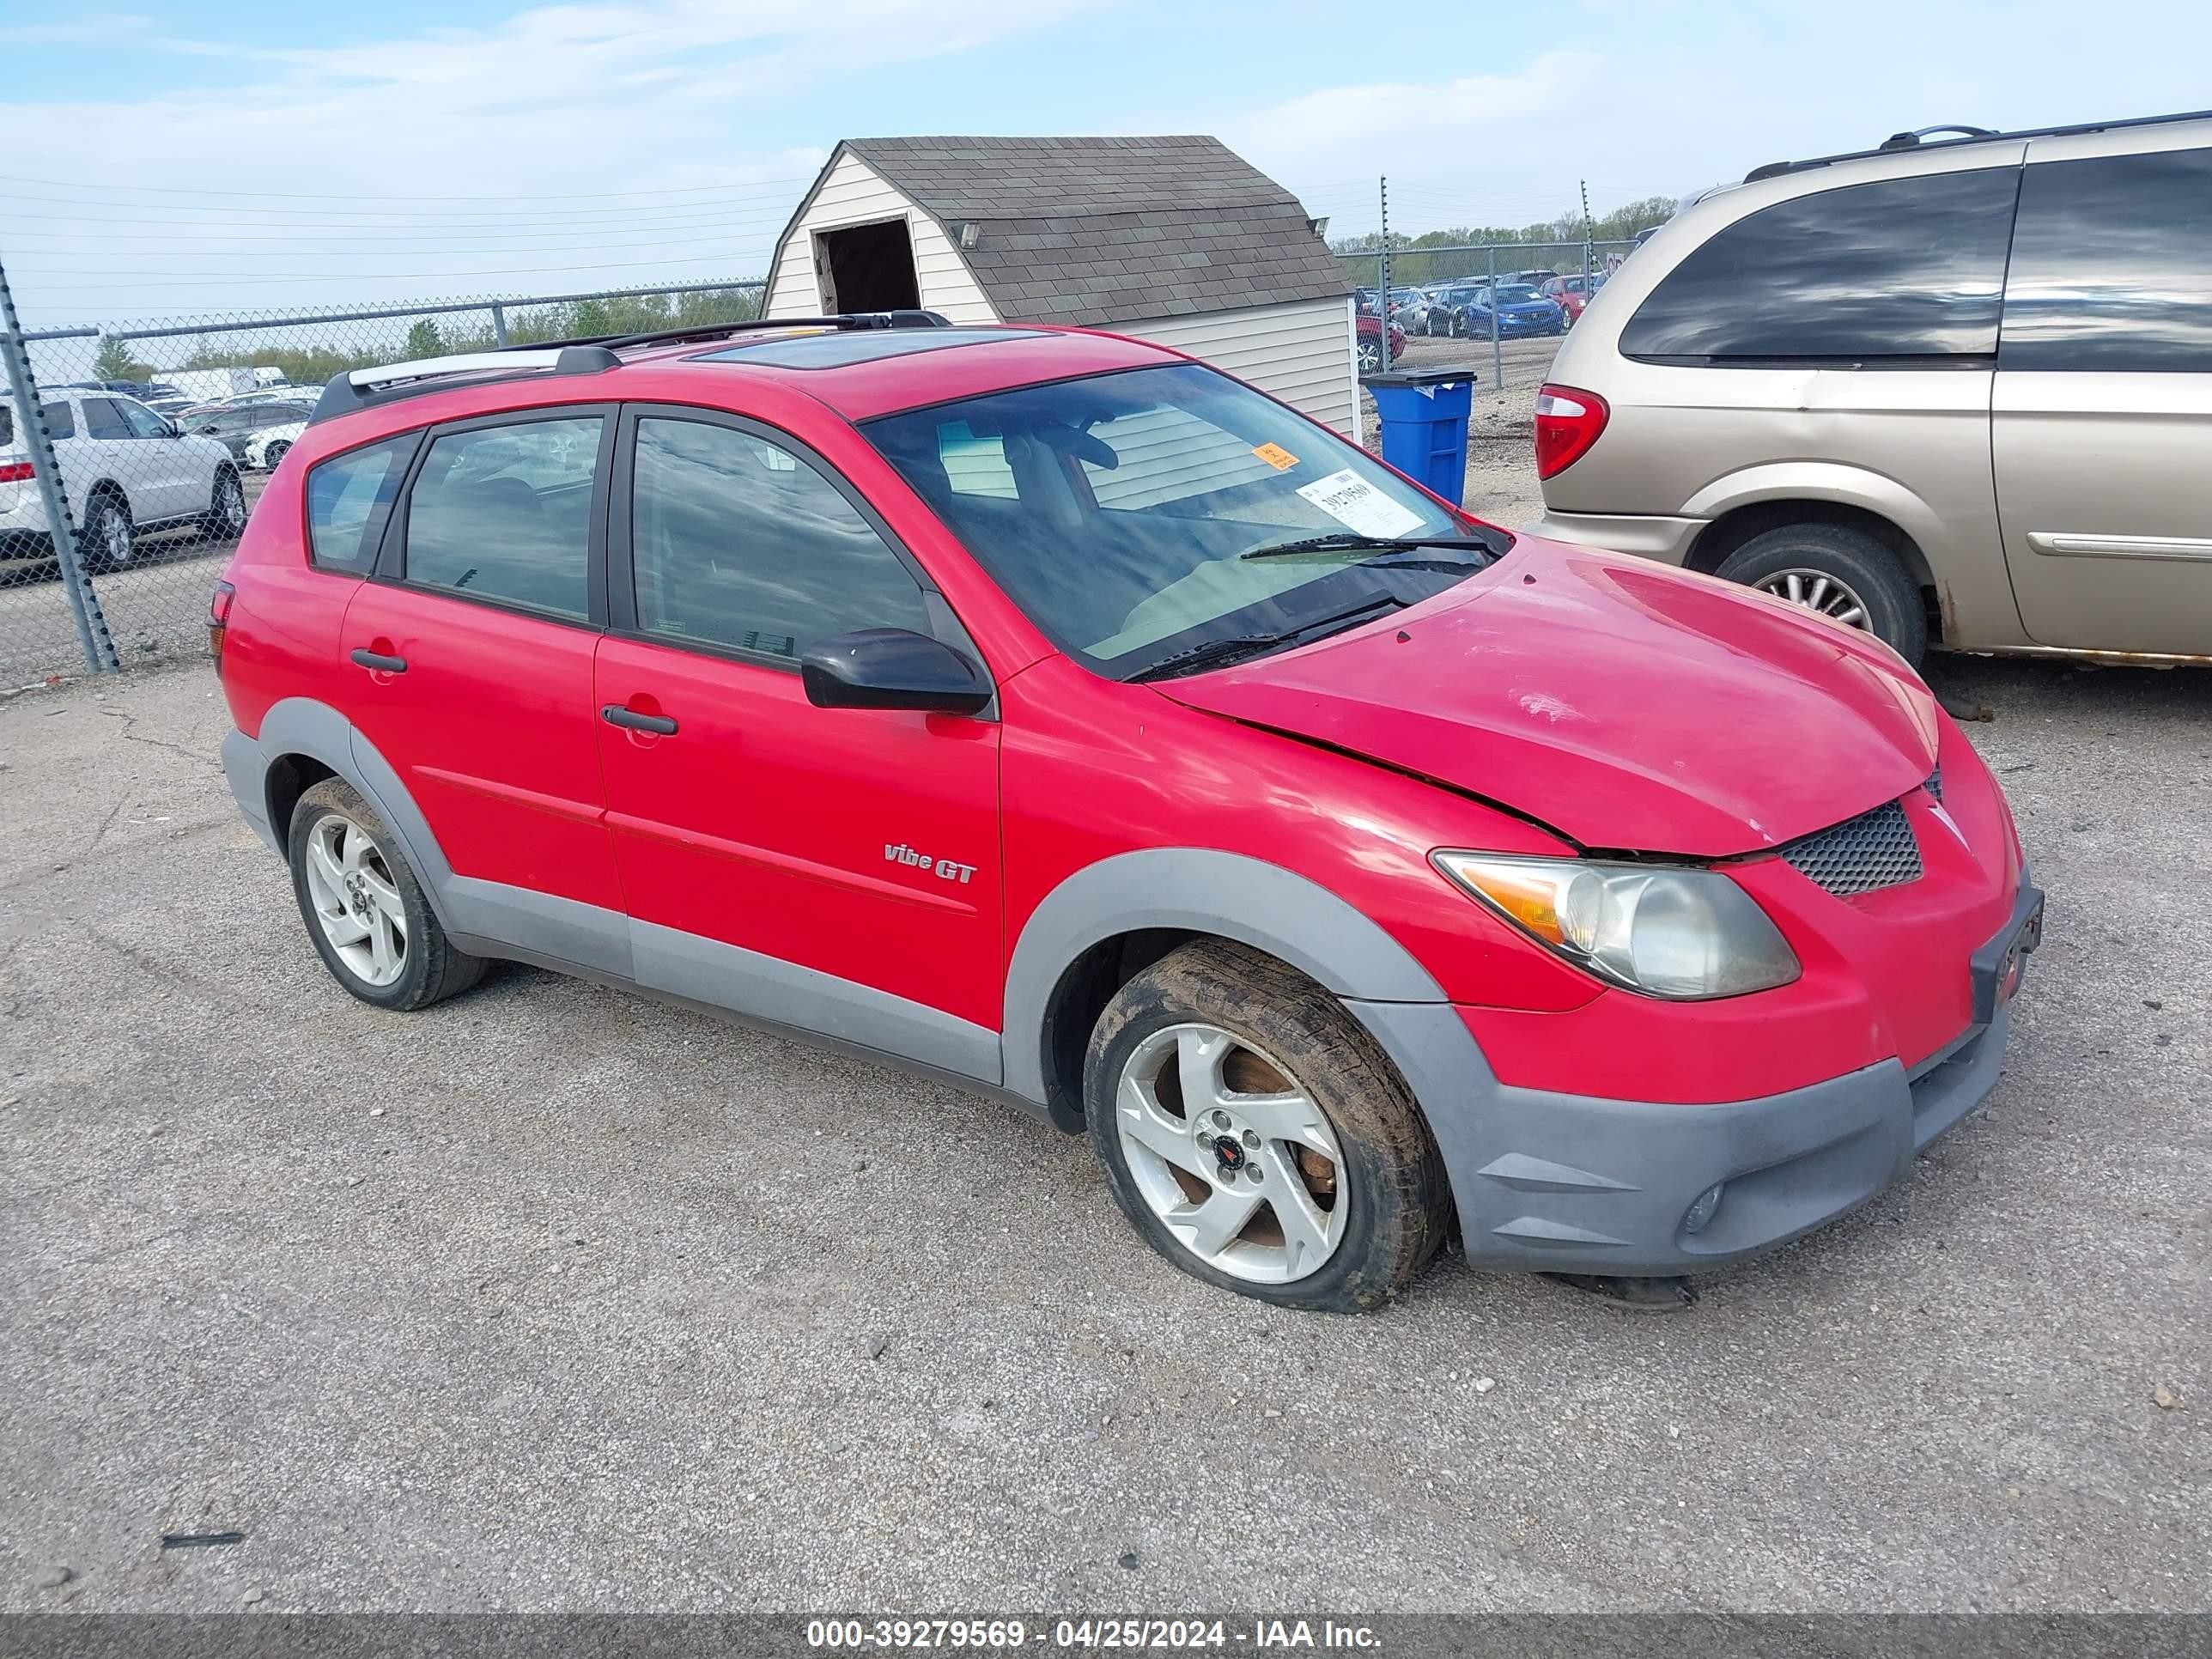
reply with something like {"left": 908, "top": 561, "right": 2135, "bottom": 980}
{"left": 1350, "top": 995, "right": 2017, "bottom": 1274}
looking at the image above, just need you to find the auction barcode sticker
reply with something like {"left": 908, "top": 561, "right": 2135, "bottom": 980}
{"left": 1294, "top": 468, "right": 1425, "bottom": 539}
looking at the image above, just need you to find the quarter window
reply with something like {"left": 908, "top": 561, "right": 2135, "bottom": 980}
{"left": 403, "top": 417, "right": 601, "bottom": 620}
{"left": 306, "top": 434, "right": 416, "bottom": 574}
{"left": 2000, "top": 149, "right": 2212, "bottom": 372}
{"left": 629, "top": 417, "right": 932, "bottom": 661}
{"left": 41, "top": 402, "right": 75, "bottom": 440}
{"left": 1620, "top": 167, "right": 2021, "bottom": 361}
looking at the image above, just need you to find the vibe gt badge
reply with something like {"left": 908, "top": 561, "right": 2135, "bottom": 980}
{"left": 884, "top": 842, "right": 977, "bottom": 885}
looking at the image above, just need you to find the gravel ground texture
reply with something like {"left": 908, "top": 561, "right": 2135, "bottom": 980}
{"left": 0, "top": 453, "right": 2206, "bottom": 1616}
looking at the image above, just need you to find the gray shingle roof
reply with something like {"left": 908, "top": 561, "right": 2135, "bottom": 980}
{"left": 829, "top": 136, "right": 1347, "bottom": 327}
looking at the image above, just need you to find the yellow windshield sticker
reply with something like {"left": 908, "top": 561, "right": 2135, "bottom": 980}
{"left": 1251, "top": 442, "right": 1299, "bottom": 471}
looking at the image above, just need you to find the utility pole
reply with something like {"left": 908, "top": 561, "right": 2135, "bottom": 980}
{"left": 0, "top": 249, "right": 117, "bottom": 673}
{"left": 1580, "top": 178, "right": 1595, "bottom": 293}
{"left": 1376, "top": 176, "right": 1392, "bottom": 371}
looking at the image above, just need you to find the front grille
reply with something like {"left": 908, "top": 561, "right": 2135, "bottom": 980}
{"left": 1780, "top": 798, "right": 1923, "bottom": 897}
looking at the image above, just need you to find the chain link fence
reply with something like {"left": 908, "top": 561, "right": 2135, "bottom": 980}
{"left": 1344, "top": 239, "right": 1639, "bottom": 388}
{"left": 1, "top": 272, "right": 764, "bottom": 687}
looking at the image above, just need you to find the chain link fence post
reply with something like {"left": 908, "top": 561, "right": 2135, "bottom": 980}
{"left": 0, "top": 251, "right": 118, "bottom": 675}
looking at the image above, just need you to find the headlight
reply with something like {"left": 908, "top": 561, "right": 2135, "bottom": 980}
{"left": 1431, "top": 852, "right": 1800, "bottom": 1000}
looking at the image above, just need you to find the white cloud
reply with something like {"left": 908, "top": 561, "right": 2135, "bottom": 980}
{"left": 1222, "top": 51, "right": 1599, "bottom": 168}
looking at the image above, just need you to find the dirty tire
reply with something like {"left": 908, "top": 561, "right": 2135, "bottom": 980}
{"left": 1715, "top": 522, "right": 1929, "bottom": 667}
{"left": 287, "top": 777, "right": 487, "bottom": 1012}
{"left": 1085, "top": 939, "right": 1451, "bottom": 1313}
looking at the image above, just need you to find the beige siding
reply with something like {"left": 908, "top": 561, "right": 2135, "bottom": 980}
{"left": 764, "top": 153, "right": 998, "bottom": 325}
{"left": 1120, "top": 298, "right": 1358, "bottom": 437}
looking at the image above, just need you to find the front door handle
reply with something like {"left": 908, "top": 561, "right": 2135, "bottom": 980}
{"left": 601, "top": 704, "right": 678, "bottom": 736}
{"left": 350, "top": 647, "right": 408, "bottom": 673}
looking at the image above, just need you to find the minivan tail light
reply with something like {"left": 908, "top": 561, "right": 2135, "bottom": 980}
{"left": 208, "top": 580, "right": 236, "bottom": 675}
{"left": 0, "top": 461, "right": 33, "bottom": 484}
{"left": 1534, "top": 384, "right": 1610, "bottom": 479}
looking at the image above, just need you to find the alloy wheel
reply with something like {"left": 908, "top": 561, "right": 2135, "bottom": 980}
{"left": 1753, "top": 567, "right": 1872, "bottom": 629}
{"left": 96, "top": 505, "right": 132, "bottom": 569}
{"left": 303, "top": 813, "right": 409, "bottom": 986}
{"left": 1115, "top": 1023, "right": 1347, "bottom": 1285}
{"left": 216, "top": 476, "right": 246, "bottom": 535}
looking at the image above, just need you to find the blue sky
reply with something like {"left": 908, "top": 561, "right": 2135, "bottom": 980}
{"left": 1, "top": 0, "right": 2207, "bottom": 325}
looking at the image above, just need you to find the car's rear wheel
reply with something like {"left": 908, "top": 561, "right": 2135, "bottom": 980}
{"left": 288, "top": 778, "right": 487, "bottom": 1011}
{"left": 80, "top": 494, "right": 135, "bottom": 574}
{"left": 1085, "top": 939, "right": 1451, "bottom": 1312}
{"left": 1358, "top": 340, "right": 1382, "bottom": 374}
{"left": 202, "top": 468, "right": 246, "bottom": 538}
{"left": 1714, "top": 523, "right": 1929, "bottom": 667}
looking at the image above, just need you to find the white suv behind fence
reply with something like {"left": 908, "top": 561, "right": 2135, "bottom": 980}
{"left": 1, "top": 390, "right": 246, "bottom": 573}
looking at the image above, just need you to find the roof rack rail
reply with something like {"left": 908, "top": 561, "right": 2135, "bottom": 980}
{"left": 306, "top": 311, "right": 953, "bottom": 428}
{"left": 1744, "top": 106, "right": 2212, "bottom": 183}
{"left": 308, "top": 343, "right": 619, "bottom": 427}
{"left": 507, "top": 309, "right": 952, "bottom": 355}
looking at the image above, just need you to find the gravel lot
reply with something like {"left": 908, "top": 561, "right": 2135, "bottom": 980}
{"left": 0, "top": 456, "right": 2206, "bottom": 1617}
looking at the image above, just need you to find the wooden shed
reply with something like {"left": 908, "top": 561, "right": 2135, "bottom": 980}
{"left": 763, "top": 135, "right": 1359, "bottom": 436}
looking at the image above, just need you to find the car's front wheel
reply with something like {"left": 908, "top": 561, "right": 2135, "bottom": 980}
{"left": 288, "top": 777, "right": 487, "bottom": 1011}
{"left": 263, "top": 440, "right": 291, "bottom": 471}
{"left": 1085, "top": 939, "right": 1451, "bottom": 1312}
{"left": 1715, "top": 522, "right": 1929, "bottom": 667}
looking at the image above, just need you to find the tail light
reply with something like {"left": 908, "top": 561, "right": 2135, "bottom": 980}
{"left": 208, "top": 580, "right": 236, "bottom": 675}
{"left": 1534, "top": 384, "right": 1610, "bottom": 479}
{"left": 0, "top": 461, "right": 34, "bottom": 484}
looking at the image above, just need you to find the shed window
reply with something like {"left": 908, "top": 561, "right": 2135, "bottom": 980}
{"left": 816, "top": 218, "right": 921, "bottom": 313}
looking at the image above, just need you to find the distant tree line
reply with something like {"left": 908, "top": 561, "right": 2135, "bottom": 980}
{"left": 1333, "top": 195, "right": 1677, "bottom": 285}
{"left": 162, "top": 285, "right": 763, "bottom": 391}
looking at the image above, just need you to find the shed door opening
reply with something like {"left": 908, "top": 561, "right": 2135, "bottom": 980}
{"left": 816, "top": 219, "right": 921, "bottom": 313}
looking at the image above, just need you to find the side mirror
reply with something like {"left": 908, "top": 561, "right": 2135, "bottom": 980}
{"left": 799, "top": 628, "right": 991, "bottom": 715}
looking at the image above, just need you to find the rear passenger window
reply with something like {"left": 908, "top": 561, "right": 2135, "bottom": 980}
{"left": 403, "top": 417, "right": 601, "bottom": 621}
{"left": 2001, "top": 149, "right": 2212, "bottom": 372}
{"left": 306, "top": 435, "right": 415, "bottom": 574}
{"left": 41, "top": 403, "right": 75, "bottom": 440}
{"left": 1620, "top": 167, "right": 2020, "bottom": 362}
{"left": 629, "top": 417, "right": 931, "bottom": 660}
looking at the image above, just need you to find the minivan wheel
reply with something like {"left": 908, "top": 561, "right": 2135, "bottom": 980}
{"left": 1714, "top": 524, "right": 1929, "bottom": 667}
{"left": 1084, "top": 939, "right": 1451, "bottom": 1313}
{"left": 288, "top": 778, "right": 487, "bottom": 1012}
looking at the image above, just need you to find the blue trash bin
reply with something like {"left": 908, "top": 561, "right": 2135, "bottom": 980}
{"left": 1360, "top": 367, "right": 1476, "bottom": 507}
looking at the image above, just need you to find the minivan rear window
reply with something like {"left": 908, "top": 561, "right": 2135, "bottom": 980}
{"left": 2000, "top": 148, "right": 2212, "bottom": 373}
{"left": 1620, "top": 167, "right": 2021, "bottom": 362}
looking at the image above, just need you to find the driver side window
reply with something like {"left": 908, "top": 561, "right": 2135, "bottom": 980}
{"left": 629, "top": 417, "right": 933, "bottom": 662}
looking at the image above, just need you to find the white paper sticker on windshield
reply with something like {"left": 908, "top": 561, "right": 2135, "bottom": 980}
{"left": 1295, "top": 469, "right": 1425, "bottom": 539}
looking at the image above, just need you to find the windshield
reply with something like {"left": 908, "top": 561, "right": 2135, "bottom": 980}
{"left": 863, "top": 362, "right": 1481, "bottom": 680}
{"left": 1495, "top": 285, "right": 1540, "bottom": 305}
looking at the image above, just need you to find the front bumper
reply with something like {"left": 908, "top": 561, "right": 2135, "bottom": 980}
{"left": 1352, "top": 880, "right": 2043, "bottom": 1274}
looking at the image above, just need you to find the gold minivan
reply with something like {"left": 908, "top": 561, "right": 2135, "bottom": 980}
{"left": 1532, "top": 111, "right": 2212, "bottom": 667}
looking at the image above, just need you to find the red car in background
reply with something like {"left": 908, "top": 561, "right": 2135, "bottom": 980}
{"left": 1540, "top": 272, "right": 1604, "bottom": 324}
{"left": 1358, "top": 311, "right": 1408, "bottom": 372}
{"left": 211, "top": 315, "right": 2039, "bottom": 1313}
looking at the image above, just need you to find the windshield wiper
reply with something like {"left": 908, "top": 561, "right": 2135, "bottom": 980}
{"left": 1238, "top": 529, "right": 1510, "bottom": 562}
{"left": 1128, "top": 596, "right": 1406, "bottom": 683}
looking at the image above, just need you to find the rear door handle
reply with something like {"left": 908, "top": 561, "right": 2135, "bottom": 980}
{"left": 601, "top": 704, "right": 677, "bottom": 736}
{"left": 350, "top": 647, "right": 408, "bottom": 673}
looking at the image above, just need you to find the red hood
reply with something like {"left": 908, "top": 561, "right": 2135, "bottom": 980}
{"left": 1156, "top": 540, "right": 1942, "bottom": 857}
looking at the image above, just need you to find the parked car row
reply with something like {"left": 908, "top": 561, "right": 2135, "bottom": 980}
{"left": 174, "top": 397, "right": 316, "bottom": 471}
{"left": 1359, "top": 275, "right": 1591, "bottom": 340}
